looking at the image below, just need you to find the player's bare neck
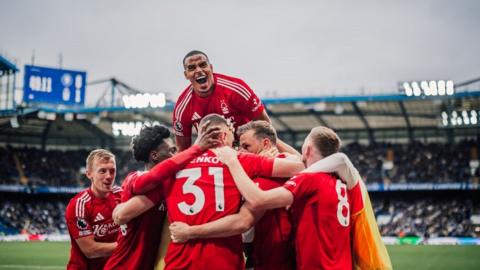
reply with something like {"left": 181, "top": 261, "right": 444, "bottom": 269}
{"left": 91, "top": 186, "right": 108, "bottom": 199}
{"left": 194, "top": 86, "right": 214, "bottom": 98}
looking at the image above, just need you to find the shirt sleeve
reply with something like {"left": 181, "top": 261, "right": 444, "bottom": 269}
{"left": 132, "top": 145, "right": 203, "bottom": 194}
{"left": 229, "top": 79, "right": 265, "bottom": 120}
{"left": 238, "top": 153, "right": 274, "bottom": 178}
{"left": 172, "top": 89, "right": 193, "bottom": 138}
{"left": 144, "top": 186, "right": 165, "bottom": 206}
{"left": 65, "top": 198, "right": 93, "bottom": 239}
{"left": 283, "top": 174, "right": 310, "bottom": 201}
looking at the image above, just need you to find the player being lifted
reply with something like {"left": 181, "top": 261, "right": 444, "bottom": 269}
{"left": 104, "top": 123, "right": 221, "bottom": 270}
{"left": 65, "top": 149, "right": 121, "bottom": 270}
{"left": 173, "top": 50, "right": 297, "bottom": 156}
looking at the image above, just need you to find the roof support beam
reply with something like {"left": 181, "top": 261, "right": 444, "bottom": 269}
{"left": 351, "top": 101, "right": 375, "bottom": 144}
{"left": 41, "top": 120, "right": 53, "bottom": 152}
{"left": 398, "top": 101, "right": 413, "bottom": 143}
{"left": 308, "top": 109, "right": 329, "bottom": 127}
{"left": 266, "top": 108, "right": 297, "bottom": 147}
{"left": 77, "top": 119, "right": 114, "bottom": 148}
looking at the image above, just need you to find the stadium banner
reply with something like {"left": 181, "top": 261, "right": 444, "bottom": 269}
{"left": 1, "top": 234, "right": 479, "bottom": 245}
{"left": 366, "top": 182, "right": 479, "bottom": 191}
{"left": 23, "top": 65, "right": 87, "bottom": 106}
{"left": 0, "top": 184, "right": 82, "bottom": 194}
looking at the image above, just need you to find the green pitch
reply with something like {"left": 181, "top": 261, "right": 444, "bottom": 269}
{"left": 0, "top": 242, "right": 479, "bottom": 269}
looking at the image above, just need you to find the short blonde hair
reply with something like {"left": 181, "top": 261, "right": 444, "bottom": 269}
{"left": 308, "top": 126, "right": 341, "bottom": 157}
{"left": 86, "top": 149, "right": 115, "bottom": 171}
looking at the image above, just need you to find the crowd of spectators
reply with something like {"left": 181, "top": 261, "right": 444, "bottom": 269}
{"left": 374, "top": 197, "right": 480, "bottom": 238}
{"left": 1, "top": 196, "right": 478, "bottom": 238}
{"left": 0, "top": 198, "right": 68, "bottom": 235}
{"left": 0, "top": 139, "right": 478, "bottom": 187}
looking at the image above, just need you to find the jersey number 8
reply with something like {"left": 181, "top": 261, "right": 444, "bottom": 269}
{"left": 336, "top": 179, "right": 350, "bottom": 227}
{"left": 176, "top": 167, "right": 225, "bottom": 215}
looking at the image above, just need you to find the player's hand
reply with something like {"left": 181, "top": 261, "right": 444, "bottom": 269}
{"left": 194, "top": 120, "right": 223, "bottom": 151}
{"left": 212, "top": 146, "right": 238, "bottom": 166}
{"left": 169, "top": 222, "right": 192, "bottom": 243}
{"left": 258, "top": 147, "right": 279, "bottom": 158}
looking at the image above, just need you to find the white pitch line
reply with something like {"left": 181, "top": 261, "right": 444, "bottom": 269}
{"left": 0, "top": 265, "right": 64, "bottom": 269}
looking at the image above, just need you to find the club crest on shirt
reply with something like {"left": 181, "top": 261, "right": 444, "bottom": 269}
{"left": 220, "top": 99, "right": 230, "bottom": 114}
{"left": 76, "top": 218, "right": 88, "bottom": 230}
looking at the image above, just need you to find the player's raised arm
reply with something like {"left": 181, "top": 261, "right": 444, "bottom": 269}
{"left": 169, "top": 205, "right": 264, "bottom": 243}
{"left": 132, "top": 124, "right": 222, "bottom": 194}
{"left": 213, "top": 146, "right": 294, "bottom": 210}
{"left": 302, "top": 152, "right": 362, "bottom": 189}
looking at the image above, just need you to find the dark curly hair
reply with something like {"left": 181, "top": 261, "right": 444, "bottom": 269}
{"left": 131, "top": 125, "right": 171, "bottom": 163}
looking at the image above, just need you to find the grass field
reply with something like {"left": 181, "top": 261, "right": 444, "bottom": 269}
{"left": 0, "top": 242, "right": 479, "bottom": 269}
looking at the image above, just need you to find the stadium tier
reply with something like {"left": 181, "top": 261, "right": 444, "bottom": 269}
{"left": 0, "top": 139, "right": 478, "bottom": 188}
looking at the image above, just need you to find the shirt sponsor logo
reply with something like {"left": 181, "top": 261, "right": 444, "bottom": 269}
{"left": 76, "top": 218, "right": 88, "bottom": 230}
{"left": 93, "top": 222, "right": 118, "bottom": 237}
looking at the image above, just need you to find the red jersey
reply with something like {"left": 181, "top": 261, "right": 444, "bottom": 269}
{"left": 283, "top": 172, "right": 352, "bottom": 270}
{"left": 65, "top": 187, "right": 122, "bottom": 270}
{"left": 173, "top": 73, "right": 265, "bottom": 137}
{"left": 164, "top": 150, "right": 274, "bottom": 270}
{"left": 252, "top": 176, "right": 295, "bottom": 270}
{"left": 104, "top": 171, "right": 169, "bottom": 270}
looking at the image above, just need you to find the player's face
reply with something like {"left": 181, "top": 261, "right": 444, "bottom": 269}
{"left": 153, "top": 138, "right": 177, "bottom": 164}
{"left": 87, "top": 159, "right": 116, "bottom": 197}
{"left": 184, "top": 54, "right": 214, "bottom": 97}
{"left": 239, "top": 130, "right": 263, "bottom": 154}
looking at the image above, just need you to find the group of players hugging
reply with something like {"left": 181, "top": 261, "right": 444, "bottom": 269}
{"left": 65, "top": 51, "right": 392, "bottom": 270}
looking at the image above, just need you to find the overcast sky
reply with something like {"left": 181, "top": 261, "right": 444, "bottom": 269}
{"left": 2, "top": 0, "right": 479, "bottom": 104}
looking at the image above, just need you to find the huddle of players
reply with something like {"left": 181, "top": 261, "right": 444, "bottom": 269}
{"left": 65, "top": 51, "right": 371, "bottom": 270}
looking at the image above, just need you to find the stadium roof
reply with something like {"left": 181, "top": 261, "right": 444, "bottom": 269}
{"left": 1, "top": 90, "right": 479, "bottom": 148}
{"left": 0, "top": 55, "right": 19, "bottom": 73}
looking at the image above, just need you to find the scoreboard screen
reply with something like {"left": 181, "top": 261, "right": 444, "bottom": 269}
{"left": 23, "top": 65, "right": 87, "bottom": 106}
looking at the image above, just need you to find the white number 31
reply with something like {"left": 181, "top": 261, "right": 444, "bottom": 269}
{"left": 176, "top": 167, "right": 225, "bottom": 215}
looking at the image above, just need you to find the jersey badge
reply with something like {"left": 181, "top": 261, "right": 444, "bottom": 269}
{"left": 220, "top": 99, "right": 230, "bottom": 114}
{"left": 76, "top": 218, "right": 88, "bottom": 230}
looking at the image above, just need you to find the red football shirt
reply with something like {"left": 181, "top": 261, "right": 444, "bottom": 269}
{"left": 252, "top": 176, "right": 295, "bottom": 270}
{"left": 164, "top": 150, "right": 274, "bottom": 270}
{"left": 65, "top": 187, "right": 122, "bottom": 270}
{"left": 173, "top": 73, "right": 265, "bottom": 137}
{"left": 283, "top": 172, "right": 352, "bottom": 270}
{"left": 104, "top": 171, "right": 170, "bottom": 270}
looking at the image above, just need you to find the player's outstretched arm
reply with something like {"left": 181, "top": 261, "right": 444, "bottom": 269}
{"left": 133, "top": 125, "right": 222, "bottom": 194}
{"left": 302, "top": 152, "right": 361, "bottom": 189}
{"left": 270, "top": 157, "right": 305, "bottom": 178}
{"left": 113, "top": 195, "right": 155, "bottom": 225}
{"left": 169, "top": 205, "right": 264, "bottom": 243}
{"left": 213, "top": 146, "right": 294, "bottom": 210}
{"left": 76, "top": 236, "right": 117, "bottom": 259}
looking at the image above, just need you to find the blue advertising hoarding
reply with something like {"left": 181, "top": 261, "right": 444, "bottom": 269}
{"left": 23, "top": 65, "right": 87, "bottom": 106}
